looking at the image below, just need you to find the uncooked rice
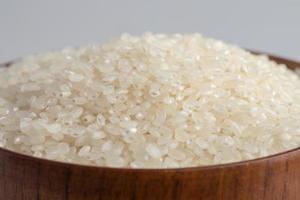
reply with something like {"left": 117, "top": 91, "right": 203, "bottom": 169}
{"left": 1, "top": 33, "right": 300, "bottom": 168}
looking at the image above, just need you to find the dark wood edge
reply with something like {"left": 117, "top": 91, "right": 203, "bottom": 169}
{"left": 0, "top": 50, "right": 300, "bottom": 173}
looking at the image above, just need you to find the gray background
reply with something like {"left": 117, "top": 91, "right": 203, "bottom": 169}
{"left": 1, "top": 0, "right": 299, "bottom": 63}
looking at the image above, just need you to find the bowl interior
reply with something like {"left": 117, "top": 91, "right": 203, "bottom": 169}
{"left": 0, "top": 50, "right": 300, "bottom": 171}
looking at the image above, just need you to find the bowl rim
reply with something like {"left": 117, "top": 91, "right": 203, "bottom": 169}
{"left": 1, "top": 50, "right": 300, "bottom": 172}
{"left": 1, "top": 145, "right": 300, "bottom": 172}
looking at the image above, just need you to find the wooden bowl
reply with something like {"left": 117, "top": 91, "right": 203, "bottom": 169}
{"left": 0, "top": 52, "right": 300, "bottom": 200}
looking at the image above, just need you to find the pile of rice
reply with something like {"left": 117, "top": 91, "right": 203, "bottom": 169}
{"left": 0, "top": 33, "right": 300, "bottom": 168}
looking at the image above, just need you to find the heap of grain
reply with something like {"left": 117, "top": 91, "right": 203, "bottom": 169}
{"left": 0, "top": 33, "right": 300, "bottom": 168}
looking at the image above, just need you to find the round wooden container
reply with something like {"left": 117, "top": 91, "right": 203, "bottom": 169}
{"left": 0, "top": 53, "right": 300, "bottom": 200}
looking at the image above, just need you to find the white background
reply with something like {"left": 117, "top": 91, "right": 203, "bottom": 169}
{"left": 0, "top": 0, "right": 299, "bottom": 63}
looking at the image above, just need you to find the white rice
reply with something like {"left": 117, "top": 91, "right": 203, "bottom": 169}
{"left": 0, "top": 33, "right": 300, "bottom": 168}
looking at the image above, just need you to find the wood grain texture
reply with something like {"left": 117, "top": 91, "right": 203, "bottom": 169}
{"left": 0, "top": 52, "right": 300, "bottom": 200}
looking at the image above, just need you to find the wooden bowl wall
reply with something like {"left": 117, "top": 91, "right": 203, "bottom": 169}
{"left": 0, "top": 52, "right": 300, "bottom": 200}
